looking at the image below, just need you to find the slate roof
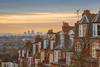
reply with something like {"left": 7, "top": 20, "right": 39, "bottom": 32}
{"left": 54, "top": 26, "right": 74, "bottom": 51}
{"left": 79, "top": 14, "right": 95, "bottom": 23}
{"left": 92, "top": 11, "right": 100, "bottom": 23}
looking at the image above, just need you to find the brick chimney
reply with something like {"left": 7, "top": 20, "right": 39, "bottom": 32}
{"left": 62, "top": 21, "right": 69, "bottom": 32}
{"left": 82, "top": 10, "right": 91, "bottom": 16}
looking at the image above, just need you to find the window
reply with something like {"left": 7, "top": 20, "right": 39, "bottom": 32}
{"left": 79, "top": 25, "right": 83, "bottom": 37}
{"left": 93, "top": 24, "right": 97, "bottom": 36}
{"left": 66, "top": 52, "right": 71, "bottom": 65}
{"left": 83, "top": 24, "right": 87, "bottom": 36}
{"left": 41, "top": 51, "right": 45, "bottom": 62}
{"left": 93, "top": 24, "right": 100, "bottom": 37}
{"left": 32, "top": 44, "right": 36, "bottom": 55}
{"left": 92, "top": 45, "right": 96, "bottom": 58}
{"left": 43, "top": 39, "right": 48, "bottom": 49}
{"left": 22, "top": 50, "right": 25, "bottom": 57}
{"left": 60, "top": 31, "right": 65, "bottom": 47}
{"left": 75, "top": 42, "right": 81, "bottom": 52}
{"left": 49, "top": 53, "right": 53, "bottom": 63}
{"left": 38, "top": 42, "right": 42, "bottom": 52}
{"left": 79, "top": 24, "right": 87, "bottom": 37}
{"left": 97, "top": 25, "right": 100, "bottom": 35}
{"left": 92, "top": 43, "right": 99, "bottom": 58}
{"left": 50, "top": 40, "right": 55, "bottom": 50}
{"left": 54, "top": 50, "right": 59, "bottom": 63}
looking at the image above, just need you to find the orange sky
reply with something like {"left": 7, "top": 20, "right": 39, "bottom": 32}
{"left": 0, "top": 12, "right": 79, "bottom": 26}
{"left": 0, "top": 12, "right": 81, "bottom": 34}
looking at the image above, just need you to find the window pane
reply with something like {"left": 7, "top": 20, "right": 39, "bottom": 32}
{"left": 97, "top": 25, "right": 100, "bottom": 35}
{"left": 97, "top": 25, "right": 100, "bottom": 30}
{"left": 98, "top": 31, "right": 100, "bottom": 35}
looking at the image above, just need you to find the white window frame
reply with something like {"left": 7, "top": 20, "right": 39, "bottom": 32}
{"left": 92, "top": 43, "right": 99, "bottom": 58}
{"left": 93, "top": 24, "right": 97, "bottom": 37}
{"left": 53, "top": 50, "right": 59, "bottom": 63}
{"left": 79, "top": 24, "right": 83, "bottom": 37}
{"left": 43, "top": 39, "right": 48, "bottom": 49}
{"left": 75, "top": 42, "right": 81, "bottom": 52}
{"left": 93, "top": 24, "right": 100, "bottom": 37}
{"left": 97, "top": 24, "right": 100, "bottom": 36}
{"left": 32, "top": 44, "right": 36, "bottom": 55}
{"left": 66, "top": 52, "right": 71, "bottom": 65}
{"left": 41, "top": 51, "right": 45, "bottom": 62}
{"left": 49, "top": 53, "right": 53, "bottom": 63}
{"left": 79, "top": 24, "right": 87, "bottom": 37}
{"left": 60, "top": 31, "right": 65, "bottom": 48}
{"left": 50, "top": 40, "right": 54, "bottom": 50}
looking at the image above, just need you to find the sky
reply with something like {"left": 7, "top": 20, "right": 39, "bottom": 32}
{"left": 0, "top": 0, "right": 100, "bottom": 34}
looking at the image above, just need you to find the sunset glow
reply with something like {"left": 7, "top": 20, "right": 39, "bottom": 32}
{"left": 0, "top": 12, "right": 78, "bottom": 25}
{"left": 0, "top": 0, "right": 99, "bottom": 33}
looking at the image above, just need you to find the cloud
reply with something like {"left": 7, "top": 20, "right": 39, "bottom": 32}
{"left": 0, "top": 12, "right": 31, "bottom": 16}
{"left": 0, "top": 12, "right": 52, "bottom": 16}
{"left": 0, "top": 12, "right": 79, "bottom": 26}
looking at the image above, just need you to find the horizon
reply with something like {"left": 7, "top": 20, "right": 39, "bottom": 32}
{"left": 0, "top": 23, "right": 62, "bottom": 34}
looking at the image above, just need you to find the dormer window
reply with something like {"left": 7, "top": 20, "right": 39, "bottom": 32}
{"left": 79, "top": 24, "right": 87, "bottom": 37}
{"left": 97, "top": 25, "right": 100, "bottom": 35}
{"left": 92, "top": 11, "right": 100, "bottom": 37}
{"left": 93, "top": 24, "right": 100, "bottom": 37}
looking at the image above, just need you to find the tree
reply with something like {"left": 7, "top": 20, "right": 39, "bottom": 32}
{"left": 73, "top": 38, "right": 90, "bottom": 67}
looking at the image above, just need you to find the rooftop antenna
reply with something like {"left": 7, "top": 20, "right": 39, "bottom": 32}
{"left": 76, "top": 9, "right": 80, "bottom": 21}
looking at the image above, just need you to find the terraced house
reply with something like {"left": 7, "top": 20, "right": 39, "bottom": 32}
{"left": 17, "top": 10, "right": 100, "bottom": 67}
{"left": 17, "top": 22, "right": 75, "bottom": 67}
{"left": 51, "top": 22, "right": 74, "bottom": 67}
{"left": 72, "top": 10, "right": 100, "bottom": 67}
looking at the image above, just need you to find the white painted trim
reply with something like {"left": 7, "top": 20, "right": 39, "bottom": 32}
{"left": 43, "top": 39, "right": 49, "bottom": 49}
{"left": 33, "top": 44, "right": 36, "bottom": 55}
{"left": 95, "top": 14, "right": 99, "bottom": 22}
{"left": 79, "top": 24, "right": 83, "bottom": 37}
{"left": 66, "top": 52, "right": 71, "bottom": 65}
{"left": 93, "top": 24, "right": 97, "bottom": 37}
{"left": 54, "top": 50, "right": 59, "bottom": 63}
{"left": 92, "top": 42, "right": 99, "bottom": 58}
{"left": 41, "top": 51, "right": 45, "bottom": 62}
{"left": 92, "top": 12, "right": 100, "bottom": 22}
{"left": 85, "top": 15, "right": 89, "bottom": 23}
{"left": 93, "top": 24, "right": 100, "bottom": 37}
{"left": 49, "top": 53, "right": 53, "bottom": 63}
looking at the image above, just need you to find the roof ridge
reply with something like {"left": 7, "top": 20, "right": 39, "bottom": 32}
{"left": 92, "top": 11, "right": 100, "bottom": 22}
